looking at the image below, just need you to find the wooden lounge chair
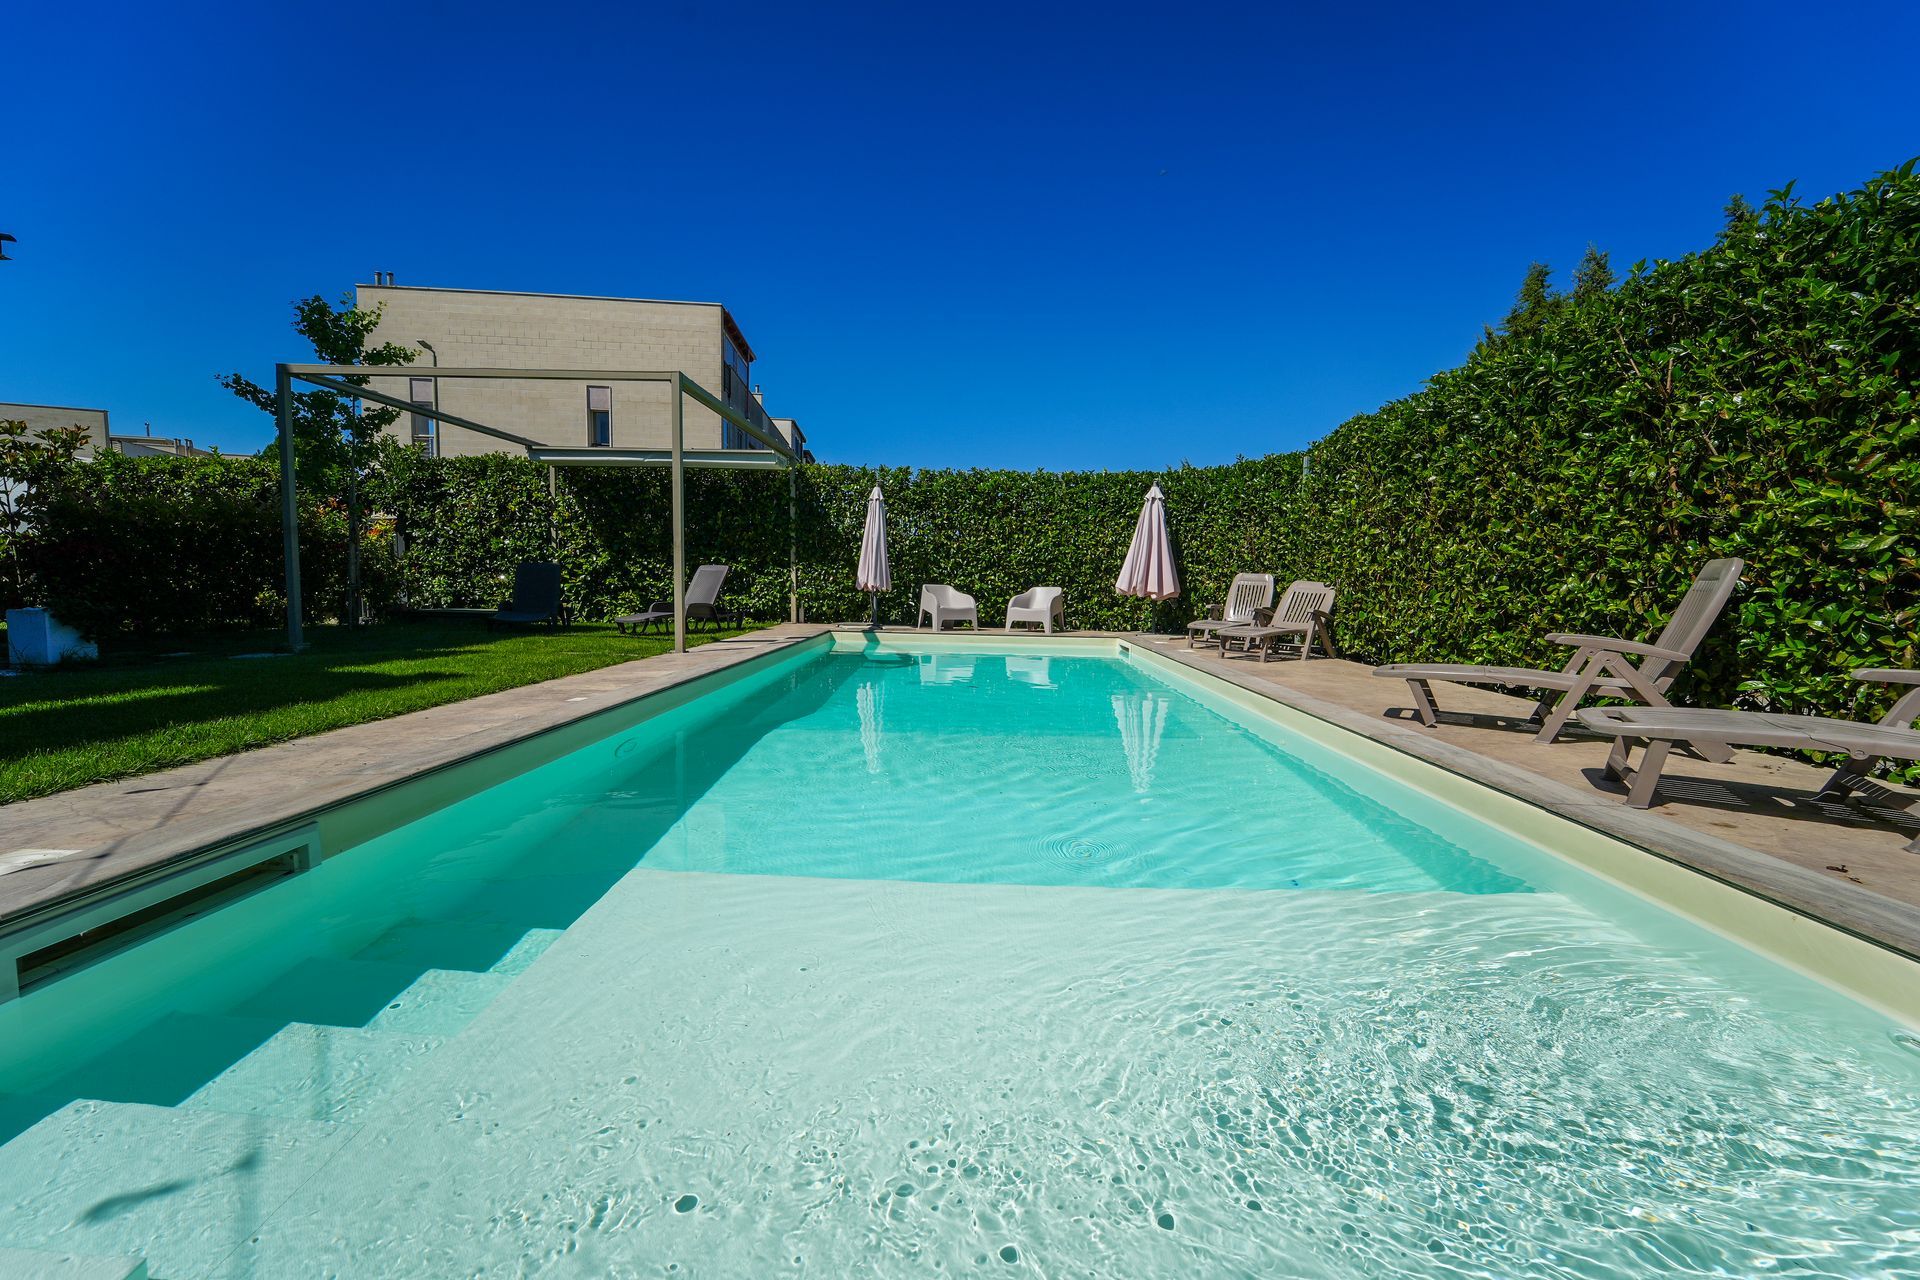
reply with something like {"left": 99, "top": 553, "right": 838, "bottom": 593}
{"left": 489, "top": 561, "right": 564, "bottom": 630}
{"left": 1185, "top": 574, "right": 1276, "bottom": 648}
{"left": 1005, "top": 587, "right": 1065, "bottom": 634}
{"left": 1373, "top": 557, "right": 1745, "bottom": 746}
{"left": 1219, "top": 580, "right": 1337, "bottom": 662}
{"left": 616, "top": 564, "right": 731, "bottom": 635}
{"left": 1578, "top": 670, "right": 1920, "bottom": 848}
{"left": 917, "top": 584, "right": 979, "bottom": 631}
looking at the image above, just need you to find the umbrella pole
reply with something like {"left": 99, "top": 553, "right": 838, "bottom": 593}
{"left": 869, "top": 592, "right": 880, "bottom": 631}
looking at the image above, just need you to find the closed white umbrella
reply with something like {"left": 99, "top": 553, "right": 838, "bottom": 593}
{"left": 1115, "top": 483, "right": 1180, "bottom": 601}
{"left": 856, "top": 485, "right": 891, "bottom": 628}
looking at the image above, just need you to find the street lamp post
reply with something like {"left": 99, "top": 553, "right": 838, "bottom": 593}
{"left": 417, "top": 339, "right": 440, "bottom": 456}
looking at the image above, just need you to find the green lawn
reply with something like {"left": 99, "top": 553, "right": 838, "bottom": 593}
{"left": 0, "top": 620, "right": 766, "bottom": 805}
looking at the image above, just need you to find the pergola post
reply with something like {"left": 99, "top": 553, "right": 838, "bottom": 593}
{"left": 670, "top": 373, "right": 687, "bottom": 654}
{"left": 275, "top": 364, "right": 304, "bottom": 652}
{"left": 788, "top": 467, "right": 799, "bottom": 623}
{"left": 271, "top": 365, "right": 795, "bottom": 656}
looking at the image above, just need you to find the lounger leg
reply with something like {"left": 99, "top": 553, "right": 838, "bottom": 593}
{"left": 1535, "top": 662, "right": 1603, "bottom": 744}
{"left": 1602, "top": 736, "right": 1631, "bottom": 781}
{"left": 1405, "top": 678, "right": 1439, "bottom": 727}
{"left": 1814, "top": 755, "right": 1876, "bottom": 801}
{"left": 1625, "top": 739, "right": 1671, "bottom": 808}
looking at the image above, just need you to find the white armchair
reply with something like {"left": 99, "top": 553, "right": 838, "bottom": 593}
{"left": 1005, "top": 587, "right": 1065, "bottom": 634}
{"left": 917, "top": 584, "right": 979, "bottom": 630}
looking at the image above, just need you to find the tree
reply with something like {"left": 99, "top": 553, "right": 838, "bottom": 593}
{"left": 1501, "top": 261, "right": 1558, "bottom": 340}
{"left": 221, "top": 294, "right": 414, "bottom": 626}
{"left": 1571, "top": 244, "right": 1615, "bottom": 304}
{"left": 0, "top": 418, "right": 90, "bottom": 609}
{"left": 1723, "top": 192, "right": 1756, "bottom": 227}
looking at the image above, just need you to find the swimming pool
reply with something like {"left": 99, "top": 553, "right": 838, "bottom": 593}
{"left": 1, "top": 634, "right": 1917, "bottom": 1276}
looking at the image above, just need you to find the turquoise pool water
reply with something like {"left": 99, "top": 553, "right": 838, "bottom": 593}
{"left": 0, "top": 640, "right": 1916, "bottom": 1276}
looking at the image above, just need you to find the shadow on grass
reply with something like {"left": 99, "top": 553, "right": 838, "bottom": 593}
{"left": 0, "top": 665, "right": 472, "bottom": 758}
{"left": 0, "top": 621, "right": 764, "bottom": 773}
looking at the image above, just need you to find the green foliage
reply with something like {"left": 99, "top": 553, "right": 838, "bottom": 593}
{"left": 0, "top": 416, "right": 90, "bottom": 609}
{"left": 1501, "top": 261, "right": 1559, "bottom": 339}
{"left": 366, "top": 450, "right": 1305, "bottom": 633}
{"left": 1571, "top": 244, "right": 1615, "bottom": 303}
{"left": 219, "top": 293, "right": 415, "bottom": 487}
{"left": 0, "top": 620, "right": 757, "bottom": 803}
{"left": 1292, "top": 160, "right": 1920, "bottom": 737}
{"left": 24, "top": 453, "right": 394, "bottom": 638}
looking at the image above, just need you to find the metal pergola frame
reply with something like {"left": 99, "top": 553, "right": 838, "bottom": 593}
{"left": 274, "top": 364, "right": 801, "bottom": 655}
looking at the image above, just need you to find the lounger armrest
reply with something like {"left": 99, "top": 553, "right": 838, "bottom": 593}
{"left": 1544, "top": 633, "right": 1691, "bottom": 663}
{"left": 1853, "top": 669, "right": 1920, "bottom": 687}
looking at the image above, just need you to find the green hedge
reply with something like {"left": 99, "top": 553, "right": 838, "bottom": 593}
{"left": 1291, "top": 163, "right": 1919, "bottom": 722}
{"left": 367, "top": 449, "right": 1302, "bottom": 633}
{"left": 17, "top": 163, "right": 1917, "bottom": 739}
{"left": 19, "top": 452, "right": 393, "bottom": 637}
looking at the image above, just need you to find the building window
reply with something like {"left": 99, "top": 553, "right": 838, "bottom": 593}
{"left": 409, "top": 377, "right": 436, "bottom": 457}
{"left": 587, "top": 386, "right": 612, "bottom": 447}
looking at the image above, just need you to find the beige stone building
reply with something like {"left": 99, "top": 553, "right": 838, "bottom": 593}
{"left": 353, "top": 284, "right": 807, "bottom": 459}
{"left": 0, "top": 402, "right": 216, "bottom": 458}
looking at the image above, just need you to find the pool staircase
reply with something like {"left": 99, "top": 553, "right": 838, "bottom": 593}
{"left": 0, "top": 906, "right": 572, "bottom": 1277}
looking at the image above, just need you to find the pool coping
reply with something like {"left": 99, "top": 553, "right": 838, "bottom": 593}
{"left": 0, "top": 625, "right": 833, "bottom": 939}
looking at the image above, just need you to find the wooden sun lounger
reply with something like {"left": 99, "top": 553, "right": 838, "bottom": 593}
{"left": 1577, "top": 669, "right": 1920, "bottom": 851}
{"left": 1373, "top": 558, "right": 1744, "bottom": 746}
{"left": 1219, "top": 580, "right": 1337, "bottom": 662}
{"left": 1186, "top": 574, "right": 1276, "bottom": 647}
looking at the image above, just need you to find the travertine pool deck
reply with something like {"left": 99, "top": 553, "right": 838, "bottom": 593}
{"left": 4, "top": 622, "right": 1918, "bottom": 965}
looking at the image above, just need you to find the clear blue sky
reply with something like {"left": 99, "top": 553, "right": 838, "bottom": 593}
{"left": 5, "top": 1, "right": 1917, "bottom": 469}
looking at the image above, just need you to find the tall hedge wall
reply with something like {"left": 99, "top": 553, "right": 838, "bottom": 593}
{"left": 16, "top": 164, "right": 1916, "bottom": 733}
{"left": 366, "top": 449, "right": 1303, "bottom": 634}
{"left": 1290, "top": 163, "right": 1918, "bottom": 722}
{"left": 16, "top": 452, "right": 391, "bottom": 638}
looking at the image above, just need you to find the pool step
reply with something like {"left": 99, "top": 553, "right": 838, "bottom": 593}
{"left": 60, "top": 1012, "right": 283, "bottom": 1109}
{"left": 365, "top": 967, "right": 513, "bottom": 1036}
{"left": 353, "top": 919, "right": 564, "bottom": 977}
{"left": 0, "top": 1100, "right": 348, "bottom": 1276}
{"left": 0, "top": 1245, "right": 147, "bottom": 1279}
{"left": 181, "top": 1023, "right": 445, "bottom": 1124}
{"left": 489, "top": 927, "right": 566, "bottom": 976}
{"left": 227, "top": 957, "right": 426, "bottom": 1028}
{"left": 227, "top": 957, "right": 508, "bottom": 1036}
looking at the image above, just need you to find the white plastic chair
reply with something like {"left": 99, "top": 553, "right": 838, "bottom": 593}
{"left": 1005, "top": 587, "right": 1064, "bottom": 634}
{"left": 917, "top": 584, "right": 979, "bottom": 630}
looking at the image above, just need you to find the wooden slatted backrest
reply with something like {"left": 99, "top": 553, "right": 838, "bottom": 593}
{"left": 1646, "top": 557, "right": 1744, "bottom": 685}
{"left": 1273, "top": 580, "right": 1335, "bottom": 626}
{"left": 1225, "top": 573, "right": 1276, "bottom": 624}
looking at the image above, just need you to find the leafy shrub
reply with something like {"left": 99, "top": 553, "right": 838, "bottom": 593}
{"left": 368, "top": 447, "right": 1302, "bottom": 632}
{"left": 27, "top": 453, "right": 392, "bottom": 637}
